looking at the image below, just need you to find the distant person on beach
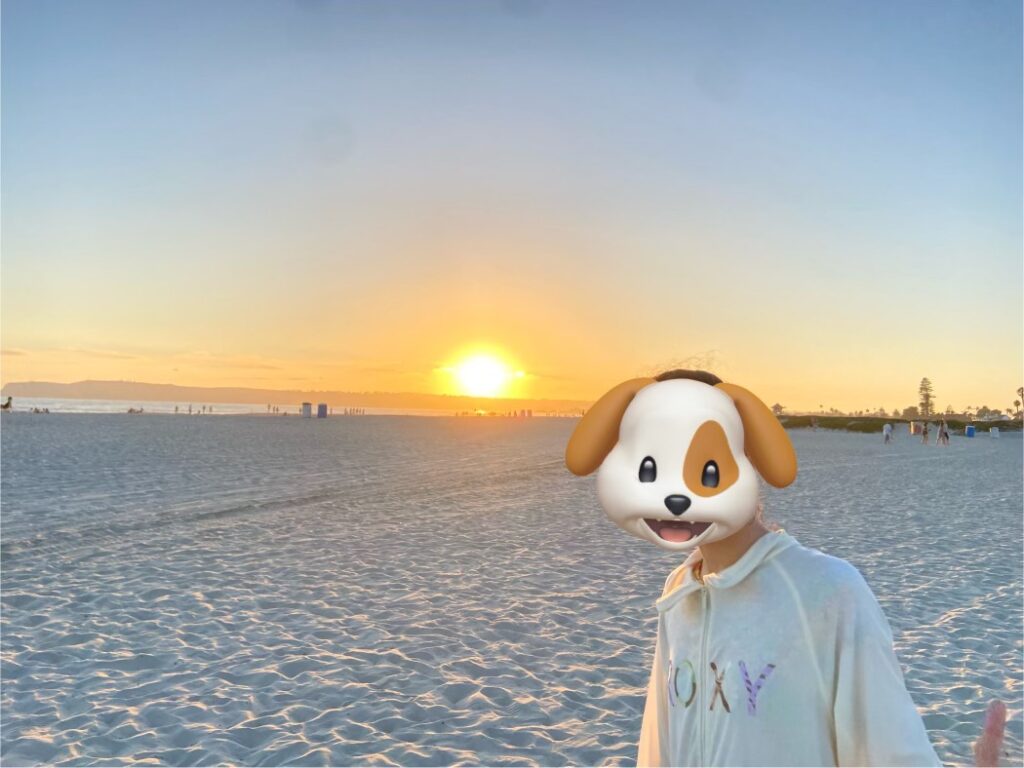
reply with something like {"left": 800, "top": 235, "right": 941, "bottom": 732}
{"left": 566, "top": 369, "right": 1004, "bottom": 767}
{"left": 883, "top": 422, "right": 893, "bottom": 443}
{"left": 922, "top": 421, "right": 930, "bottom": 444}
{"left": 938, "top": 419, "right": 950, "bottom": 446}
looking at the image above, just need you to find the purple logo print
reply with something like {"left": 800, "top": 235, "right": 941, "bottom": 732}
{"left": 738, "top": 661, "right": 776, "bottom": 716}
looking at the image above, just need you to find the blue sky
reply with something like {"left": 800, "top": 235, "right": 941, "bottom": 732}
{"left": 2, "top": 0, "right": 1021, "bottom": 409}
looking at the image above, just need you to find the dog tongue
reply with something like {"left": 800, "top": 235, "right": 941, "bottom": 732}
{"left": 661, "top": 526, "right": 693, "bottom": 543}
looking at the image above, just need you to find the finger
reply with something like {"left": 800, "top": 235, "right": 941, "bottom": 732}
{"left": 973, "top": 699, "right": 1007, "bottom": 767}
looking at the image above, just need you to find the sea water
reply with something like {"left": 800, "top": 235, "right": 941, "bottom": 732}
{"left": 1, "top": 414, "right": 1021, "bottom": 766}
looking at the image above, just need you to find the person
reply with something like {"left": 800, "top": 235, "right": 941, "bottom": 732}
{"left": 938, "top": 419, "right": 950, "bottom": 446}
{"left": 565, "top": 369, "right": 1004, "bottom": 767}
{"left": 883, "top": 422, "right": 893, "bottom": 444}
{"left": 922, "top": 421, "right": 930, "bottom": 444}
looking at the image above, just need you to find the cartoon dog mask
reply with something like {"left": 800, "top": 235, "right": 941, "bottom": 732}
{"left": 565, "top": 372, "right": 797, "bottom": 552}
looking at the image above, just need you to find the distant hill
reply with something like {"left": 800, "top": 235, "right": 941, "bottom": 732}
{"left": 0, "top": 380, "right": 590, "bottom": 415}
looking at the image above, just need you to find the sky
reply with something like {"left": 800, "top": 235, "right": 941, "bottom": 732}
{"left": 2, "top": 0, "right": 1021, "bottom": 413}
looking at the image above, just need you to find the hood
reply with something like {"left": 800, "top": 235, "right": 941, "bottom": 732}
{"left": 655, "top": 528, "right": 799, "bottom": 613}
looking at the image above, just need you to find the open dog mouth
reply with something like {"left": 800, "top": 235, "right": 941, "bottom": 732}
{"left": 644, "top": 519, "right": 711, "bottom": 543}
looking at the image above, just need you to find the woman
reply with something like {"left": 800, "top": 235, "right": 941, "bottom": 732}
{"left": 939, "top": 419, "right": 951, "bottom": 446}
{"left": 565, "top": 369, "right": 1004, "bottom": 767}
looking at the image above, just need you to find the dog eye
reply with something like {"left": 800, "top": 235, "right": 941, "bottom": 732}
{"left": 638, "top": 456, "right": 657, "bottom": 483}
{"left": 701, "top": 460, "right": 719, "bottom": 488}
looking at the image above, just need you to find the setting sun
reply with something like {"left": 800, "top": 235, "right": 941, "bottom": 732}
{"left": 441, "top": 353, "right": 525, "bottom": 398}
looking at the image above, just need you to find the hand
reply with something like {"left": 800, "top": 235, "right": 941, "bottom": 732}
{"left": 973, "top": 699, "right": 1007, "bottom": 767}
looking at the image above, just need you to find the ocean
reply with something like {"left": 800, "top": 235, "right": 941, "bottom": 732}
{"left": 1, "top": 413, "right": 1021, "bottom": 766}
{"left": 4, "top": 397, "right": 453, "bottom": 417}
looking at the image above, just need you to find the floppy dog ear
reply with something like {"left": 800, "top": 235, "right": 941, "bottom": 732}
{"left": 715, "top": 382, "right": 797, "bottom": 488}
{"left": 566, "top": 377, "right": 655, "bottom": 476}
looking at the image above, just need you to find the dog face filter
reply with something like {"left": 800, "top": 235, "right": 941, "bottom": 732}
{"left": 565, "top": 376, "right": 797, "bottom": 553}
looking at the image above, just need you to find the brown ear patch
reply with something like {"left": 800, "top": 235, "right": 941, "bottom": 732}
{"left": 683, "top": 421, "right": 740, "bottom": 497}
{"left": 565, "top": 377, "right": 655, "bottom": 476}
{"left": 714, "top": 382, "right": 798, "bottom": 488}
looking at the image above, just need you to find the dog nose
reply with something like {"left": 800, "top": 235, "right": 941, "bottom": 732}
{"left": 664, "top": 495, "right": 691, "bottom": 516}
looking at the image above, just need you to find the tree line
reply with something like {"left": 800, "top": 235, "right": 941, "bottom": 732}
{"left": 769, "top": 381, "right": 1023, "bottom": 420}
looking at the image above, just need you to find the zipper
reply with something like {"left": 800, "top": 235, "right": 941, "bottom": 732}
{"left": 699, "top": 586, "right": 710, "bottom": 766}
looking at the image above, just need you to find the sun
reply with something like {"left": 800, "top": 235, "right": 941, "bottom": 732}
{"left": 443, "top": 352, "right": 525, "bottom": 397}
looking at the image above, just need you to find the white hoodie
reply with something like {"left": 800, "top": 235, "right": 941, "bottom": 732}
{"left": 637, "top": 529, "right": 941, "bottom": 767}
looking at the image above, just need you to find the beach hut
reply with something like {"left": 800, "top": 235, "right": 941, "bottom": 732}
{"left": 317, "top": 403, "right": 328, "bottom": 418}
{"left": 990, "top": 427, "right": 1000, "bottom": 438}
{"left": 964, "top": 424, "right": 976, "bottom": 438}
{"left": 301, "top": 402, "right": 312, "bottom": 418}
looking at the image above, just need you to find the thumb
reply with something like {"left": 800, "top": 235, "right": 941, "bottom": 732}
{"left": 973, "top": 699, "right": 1007, "bottom": 767}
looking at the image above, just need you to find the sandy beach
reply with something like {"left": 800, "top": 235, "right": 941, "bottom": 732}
{"left": 1, "top": 414, "right": 1021, "bottom": 766}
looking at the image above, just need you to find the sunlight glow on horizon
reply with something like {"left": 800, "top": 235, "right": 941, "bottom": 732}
{"left": 437, "top": 350, "right": 526, "bottom": 398}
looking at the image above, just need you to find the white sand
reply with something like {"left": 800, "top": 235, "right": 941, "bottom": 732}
{"left": 1, "top": 415, "right": 1020, "bottom": 766}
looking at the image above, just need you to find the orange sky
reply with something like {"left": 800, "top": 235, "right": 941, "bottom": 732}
{"left": 2, "top": 2, "right": 1021, "bottom": 414}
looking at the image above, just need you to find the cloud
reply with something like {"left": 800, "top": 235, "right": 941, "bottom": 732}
{"left": 0, "top": 348, "right": 27, "bottom": 356}
{"left": 210, "top": 359, "right": 281, "bottom": 370}
{"left": 179, "top": 351, "right": 281, "bottom": 370}
{"left": 64, "top": 347, "right": 137, "bottom": 360}
{"left": 527, "top": 369, "right": 574, "bottom": 382}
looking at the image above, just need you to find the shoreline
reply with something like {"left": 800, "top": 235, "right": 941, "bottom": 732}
{"left": 0, "top": 406, "right": 589, "bottom": 419}
{"left": 4, "top": 398, "right": 1021, "bottom": 430}
{"left": 4, "top": 409, "right": 1021, "bottom": 431}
